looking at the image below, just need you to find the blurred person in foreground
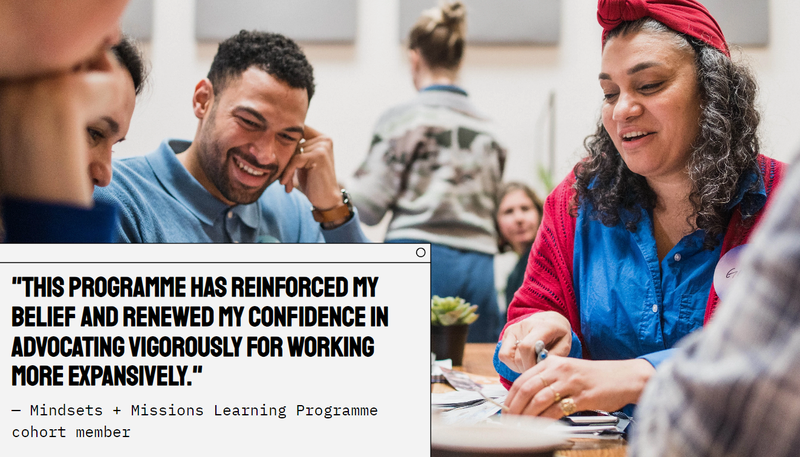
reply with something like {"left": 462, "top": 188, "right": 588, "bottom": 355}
{"left": 496, "top": 0, "right": 786, "bottom": 418}
{"left": 348, "top": 1, "right": 507, "bottom": 342}
{"left": 94, "top": 31, "right": 367, "bottom": 243}
{"left": 0, "top": 0, "right": 130, "bottom": 241}
{"left": 496, "top": 182, "right": 544, "bottom": 322}
{"left": 629, "top": 150, "right": 800, "bottom": 454}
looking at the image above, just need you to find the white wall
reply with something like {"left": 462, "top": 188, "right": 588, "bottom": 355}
{"left": 118, "top": 0, "right": 800, "bottom": 219}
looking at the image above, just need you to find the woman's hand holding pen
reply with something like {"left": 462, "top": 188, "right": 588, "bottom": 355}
{"left": 498, "top": 311, "right": 656, "bottom": 419}
{"left": 498, "top": 311, "right": 572, "bottom": 373}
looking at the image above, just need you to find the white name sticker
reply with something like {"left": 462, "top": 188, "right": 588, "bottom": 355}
{"left": 713, "top": 244, "right": 747, "bottom": 302}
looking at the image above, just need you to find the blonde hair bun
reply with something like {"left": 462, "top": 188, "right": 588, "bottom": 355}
{"left": 441, "top": 1, "right": 466, "bottom": 32}
{"left": 409, "top": 1, "right": 467, "bottom": 70}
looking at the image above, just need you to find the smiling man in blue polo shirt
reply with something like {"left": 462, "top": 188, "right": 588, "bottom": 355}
{"left": 94, "top": 30, "right": 366, "bottom": 243}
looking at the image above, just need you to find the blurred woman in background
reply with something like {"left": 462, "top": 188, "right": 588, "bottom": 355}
{"left": 496, "top": 182, "right": 543, "bottom": 317}
{"left": 349, "top": 1, "right": 507, "bottom": 343}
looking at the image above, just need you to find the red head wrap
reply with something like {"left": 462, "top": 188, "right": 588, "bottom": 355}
{"left": 597, "top": 0, "right": 729, "bottom": 57}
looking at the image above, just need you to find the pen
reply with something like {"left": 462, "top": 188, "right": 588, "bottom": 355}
{"left": 535, "top": 340, "right": 548, "bottom": 364}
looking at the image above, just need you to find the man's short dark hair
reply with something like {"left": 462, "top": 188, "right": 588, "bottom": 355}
{"left": 111, "top": 35, "right": 148, "bottom": 96}
{"left": 207, "top": 30, "right": 315, "bottom": 101}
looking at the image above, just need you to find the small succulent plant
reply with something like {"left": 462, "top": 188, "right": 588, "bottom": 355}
{"left": 431, "top": 295, "right": 479, "bottom": 326}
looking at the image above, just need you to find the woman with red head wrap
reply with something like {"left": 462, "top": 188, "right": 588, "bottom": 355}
{"left": 496, "top": 0, "right": 785, "bottom": 418}
{"left": 597, "top": 0, "right": 729, "bottom": 56}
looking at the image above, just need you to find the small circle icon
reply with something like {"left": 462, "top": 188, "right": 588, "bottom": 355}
{"left": 416, "top": 247, "right": 426, "bottom": 258}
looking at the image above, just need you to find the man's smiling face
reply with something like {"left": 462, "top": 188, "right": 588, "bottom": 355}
{"left": 195, "top": 66, "right": 308, "bottom": 205}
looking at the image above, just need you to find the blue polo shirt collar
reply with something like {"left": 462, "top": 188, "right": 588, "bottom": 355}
{"left": 145, "top": 139, "right": 262, "bottom": 229}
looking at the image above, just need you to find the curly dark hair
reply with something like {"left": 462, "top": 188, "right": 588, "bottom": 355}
{"left": 111, "top": 35, "right": 148, "bottom": 96}
{"left": 574, "top": 19, "right": 762, "bottom": 250}
{"left": 207, "top": 30, "right": 315, "bottom": 101}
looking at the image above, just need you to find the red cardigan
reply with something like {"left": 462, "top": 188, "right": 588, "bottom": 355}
{"left": 501, "top": 155, "right": 785, "bottom": 387}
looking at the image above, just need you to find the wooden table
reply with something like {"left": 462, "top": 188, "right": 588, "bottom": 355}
{"left": 433, "top": 343, "right": 627, "bottom": 457}
{"left": 457, "top": 342, "right": 500, "bottom": 377}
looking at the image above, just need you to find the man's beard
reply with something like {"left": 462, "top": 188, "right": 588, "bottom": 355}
{"left": 197, "top": 130, "right": 280, "bottom": 205}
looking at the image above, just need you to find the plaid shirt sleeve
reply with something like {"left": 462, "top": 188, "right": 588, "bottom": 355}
{"left": 630, "top": 155, "right": 800, "bottom": 457}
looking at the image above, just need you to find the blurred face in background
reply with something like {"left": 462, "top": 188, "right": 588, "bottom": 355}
{"left": 497, "top": 189, "right": 541, "bottom": 255}
{"left": 86, "top": 60, "right": 136, "bottom": 187}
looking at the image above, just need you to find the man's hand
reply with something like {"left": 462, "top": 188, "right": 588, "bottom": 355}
{"left": 279, "top": 125, "right": 344, "bottom": 213}
{"left": 0, "top": 49, "right": 127, "bottom": 207}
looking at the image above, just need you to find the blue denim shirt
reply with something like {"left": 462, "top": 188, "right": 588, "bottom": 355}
{"left": 494, "top": 170, "right": 766, "bottom": 384}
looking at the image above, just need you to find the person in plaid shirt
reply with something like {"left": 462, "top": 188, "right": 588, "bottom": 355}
{"left": 631, "top": 154, "right": 800, "bottom": 456}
